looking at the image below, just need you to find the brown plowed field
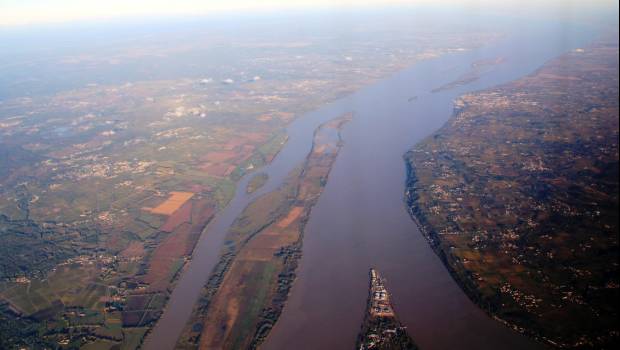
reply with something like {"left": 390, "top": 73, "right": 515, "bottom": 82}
{"left": 144, "top": 223, "right": 192, "bottom": 292}
{"left": 276, "top": 207, "right": 304, "bottom": 228}
{"left": 144, "top": 199, "right": 216, "bottom": 292}
{"left": 160, "top": 201, "right": 192, "bottom": 232}
{"left": 145, "top": 191, "right": 194, "bottom": 215}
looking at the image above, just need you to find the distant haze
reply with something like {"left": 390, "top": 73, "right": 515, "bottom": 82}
{"left": 0, "top": 0, "right": 616, "bottom": 27}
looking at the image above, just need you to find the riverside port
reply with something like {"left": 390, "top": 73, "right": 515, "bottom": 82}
{"left": 357, "top": 269, "right": 418, "bottom": 350}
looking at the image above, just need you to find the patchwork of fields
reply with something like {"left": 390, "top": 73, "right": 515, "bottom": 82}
{"left": 405, "top": 35, "right": 619, "bottom": 348}
{"left": 176, "top": 114, "right": 352, "bottom": 349}
{"left": 0, "top": 15, "right": 498, "bottom": 348}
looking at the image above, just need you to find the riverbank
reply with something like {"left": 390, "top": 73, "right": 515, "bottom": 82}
{"left": 175, "top": 113, "right": 353, "bottom": 349}
{"left": 404, "top": 33, "right": 619, "bottom": 348}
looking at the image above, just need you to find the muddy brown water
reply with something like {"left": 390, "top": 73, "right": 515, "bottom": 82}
{"left": 144, "top": 20, "right": 596, "bottom": 350}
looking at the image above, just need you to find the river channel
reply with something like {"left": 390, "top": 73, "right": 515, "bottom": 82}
{"left": 144, "top": 19, "right": 596, "bottom": 350}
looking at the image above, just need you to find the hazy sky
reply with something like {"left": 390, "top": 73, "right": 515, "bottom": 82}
{"left": 0, "top": 0, "right": 616, "bottom": 27}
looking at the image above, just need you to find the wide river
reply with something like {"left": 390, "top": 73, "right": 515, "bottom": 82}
{"left": 144, "top": 20, "right": 596, "bottom": 350}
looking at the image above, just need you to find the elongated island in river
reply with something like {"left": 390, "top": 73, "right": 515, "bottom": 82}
{"left": 176, "top": 113, "right": 353, "bottom": 349}
{"left": 357, "top": 269, "right": 418, "bottom": 350}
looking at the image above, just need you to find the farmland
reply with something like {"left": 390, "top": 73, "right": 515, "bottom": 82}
{"left": 405, "top": 33, "right": 619, "bottom": 348}
{"left": 0, "top": 13, "right": 499, "bottom": 348}
{"left": 144, "top": 192, "right": 194, "bottom": 216}
{"left": 176, "top": 113, "right": 352, "bottom": 349}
